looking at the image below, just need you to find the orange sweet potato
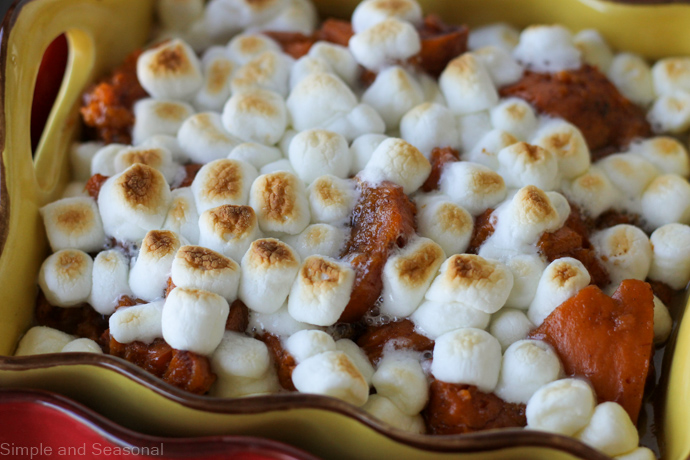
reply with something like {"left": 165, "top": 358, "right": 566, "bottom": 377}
{"left": 356, "top": 319, "right": 434, "bottom": 364}
{"left": 84, "top": 174, "right": 109, "bottom": 200}
{"left": 259, "top": 333, "right": 297, "bottom": 391}
{"left": 417, "top": 15, "right": 469, "bottom": 78}
{"left": 421, "top": 147, "right": 459, "bottom": 192}
{"left": 225, "top": 299, "right": 249, "bottom": 333}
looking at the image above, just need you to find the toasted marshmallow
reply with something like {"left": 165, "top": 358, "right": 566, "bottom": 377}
{"left": 198, "top": 205, "right": 261, "bottom": 261}
{"left": 172, "top": 245, "right": 240, "bottom": 301}
{"left": 494, "top": 340, "right": 562, "bottom": 404}
{"left": 576, "top": 402, "right": 639, "bottom": 457}
{"left": 248, "top": 303, "right": 319, "bottom": 336}
{"left": 641, "top": 174, "right": 690, "bottom": 229}
{"left": 415, "top": 196, "right": 473, "bottom": 256}
{"left": 211, "top": 330, "right": 271, "bottom": 379}
{"left": 113, "top": 145, "right": 178, "bottom": 184}
{"left": 227, "top": 33, "right": 281, "bottom": 65}
{"left": 648, "top": 223, "right": 690, "bottom": 289}
{"left": 292, "top": 350, "right": 369, "bottom": 406}
{"left": 109, "top": 300, "right": 164, "bottom": 344}
{"left": 162, "top": 287, "right": 229, "bottom": 355}
{"left": 40, "top": 197, "right": 105, "bottom": 252}
{"left": 277, "top": 128, "right": 296, "bottom": 157}
{"left": 98, "top": 164, "right": 172, "bottom": 241}
{"left": 526, "top": 378, "right": 596, "bottom": 435}
{"left": 411, "top": 300, "right": 491, "bottom": 340}
{"left": 228, "top": 142, "right": 283, "bottom": 170}
{"left": 61, "top": 338, "right": 103, "bottom": 354}
{"left": 321, "top": 103, "right": 386, "bottom": 142}
{"left": 38, "top": 249, "right": 92, "bottom": 307}
{"left": 574, "top": 29, "right": 613, "bottom": 73}
{"left": 335, "top": 339, "right": 375, "bottom": 385}
{"left": 283, "top": 223, "right": 347, "bottom": 260}
{"left": 211, "top": 367, "right": 281, "bottom": 398}
{"left": 289, "top": 56, "right": 333, "bottom": 90}
{"left": 592, "top": 225, "right": 652, "bottom": 290}
{"left": 527, "top": 258, "right": 591, "bottom": 326}
{"left": 372, "top": 353, "right": 427, "bottom": 415}
{"left": 490, "top": 98, "right": 537, "bottom": 141}
{"left": 260, "top": 159, "right": 296, "bottom": 175}
{"left": 287, "top": 256, "right": 355, "bottom": 326}
{"left": 513, "top": 25, "right": 581, "bottom": 73}
{"left": 191, "top": 159, "right": 258, "bottom": 213}
{"left": 497, "top": 142, "right": 560, "bottom": 191}
{"left": 141, "top": 134, "right": 188, "bottom": 163}
{"left": 439, "top": 162, "right": 506, "bottom": 216}
{"left": 463, "top": 129, "right": 518, "bottom": 170}
{"left": 360, "top": 138, "right": 431, "bottom": 194}
{"left": 456, "top": 111, "right": 494, "bottom": 152}
{"left": 137, "top": 39, "right": 203, "bottom": 100}
{"left": 489, "top": 308, "right": 535, "bottom": 351}
{"left": 425, "top": 254, "right": 513, "bottom": 314}
{"left": 362, "top": 394, "right": 425, "bottom": 433}
{"left": 473, "top": 46, "right": 524, "bottom": 87}
{"left": 71, "top": 142, "right": 103, "bottom": 181}
{"left": 89, "top": 249, "right": 132, "bottom": 315}
{"left": 257, "top": 0, "right": 317, "bottom": 35}
{"left": 222, "top": 88, "right": 287, "bottom": 145}
{"left": 400, "top": 103, "right": 460, "bottom": 156}
{"left": 362, "top": 66, "right": 425, "bottom": 131}
{"left": 562, "top": 166, "right": 621, "bottom": 218}
{"left": 203, "top": 0, "right": 288, "bottom": 42}
{"left": 307, "top": 175, "right": 357, "bottom": 224}
{"left": 531, "top": 120, "right": 590, "bottom": 180}
{"left": 14, "top": 326, "right": 75, "bottom": 356}
{"left": 431, "top": 328, "right": 501, "bottom": 391}
{"left": 440, "top": 54, "right": 498, "bottom": 115}
{"left": 351, "top": 0, "right": 422, "bottom": 33}
{"left": 504, "top": 255, "right": 546, "bottom": 309}
{"left": 129, "top": 230, "right": 185, "bottom": 301}
{"left": 61, "top": 182, "right": 88, "bottom": 199}
{"left": 349, "top": 18, "right": 421, "bottom": 72}
{"left": 162, "top": 187, "right": 200, "bottom": 245}
{"left": 597, "top": 153, "right": 659, "bottom": 206}
{"left": 193, "top": 55, "right": 235, "bottom": 112}
{"left": 178, "top": 112, "right": 242, "bottom": 163}
{"left": 628, "top": 136, "right": 690, "bottom": 178}
{"left": 287, "top": 73, "right": 358, "bottom": 132}
{"left": 350, "top": 134, "right": 388, "bottom": 175}
{"left": 308, "top": 42, "right": 359, "bottom": 89}
{"left": 608, "top": 53, "right": 655, "bottom": 107}
{"left": 380, "top": 237, "right": 445, "bottom": 317}
{"left": 468, "top": 23, "right": 520, "bottom": 53}
{"left": 250, "top": 171, "right": 311, "bottom": 234}
{"left": 288, "top": 130, "right": 351, "bottom": 184}
{"left": 157, "top": 0, "right": 203, "bottom": 31}
{"left": 652, "top": 57, "right": 690, "bottom": 96}
{"left": 132, "top": 98, "right": 195, "bottom": 145}
{"left": 653, "top": 296, "right": 672, "bottom": 344}
{"left": 231, "top": 51, "right": 294, "bottom": 97}
{"left": 647, "top": 90, "right": 690, "bottom": 133}
{"left": 614, "top": 448, "right": 656, "bottom": 460}
{"left": 285, "top": 330, "right": 336, "bottom": 363}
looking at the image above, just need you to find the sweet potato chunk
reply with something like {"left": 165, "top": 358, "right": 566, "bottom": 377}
{"left": 175, "top": 163, "right": 203, "bottom": 189}
{"left": 109, "top": 336, "right": 174, "bottom": 378}
{"left": 84, "top": 174, "right": 109, "bottom": 200}
{"left": 225, "top": 299, "right": 250, "bottom": 333}
{"left": 528, "top": 280, "right": 654, "bottom": 423}
{"left": 421, "top": 147, "right": 459, "bottom": 192}
{"left": 262, "top": 31, "right": 316, "bottom": 59}
{"left": 356, "top": 319, "right": 434, "bottom": 364}
{"left": 35, "top": 291, "right": 108, "bottom": 342}
{"left": 259, "top": 333, "right": 297, "bottom": 391}
{"left": 316, "top": 19, "right": 355, "bottom": 47}
{"left": 423, "top": 381, "right": 526, "bottom": 434}
{"left": 417, "top": 15, "right": 469, "bottom": 77}
{"left": 466, "top": 208, "right": 495, "bottom": 254}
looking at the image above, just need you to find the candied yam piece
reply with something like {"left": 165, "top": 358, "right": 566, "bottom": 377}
{"left": 467, "top": 208, "right": 495, "bottom": 254}
{"left": 109, "top": 336, "right": 173, "bottom": 377}
{"left": 500, "top": 65, "right": 651, "bottom": 152}
{"left": 84, "top": 173, "right": 109, "bottom": 200}
{"left": 163, "top": 349, "right": 217, "bottom": 395}
{"left": 225, "top": 299, "right": 249, "bottom": 333}
{"left": 528, "top": 280, "right": 654, "bottom": 423}
{"left": 594, "top": 210, "right": 641, "bottom": 230}
{"left": 356, "top": 319, "right": 434, "bottom": 364}
{"left": 175, "top": 163, "right": 203, "bottom": 189}
{"left": 421, "top": 147, "right": 459, "bottom": 192}
{"left": 262, "top": 31, "right": 316, "bottom": 59}
{"left": 316, "top": 19, "right": 355, "bottom": 47}
{"left": 339, "top": 181, "right": 417, "bottom": 323}
{"left": 260, "top": 333, "right": 297, "bottom": 391}
{"left": 115, "top": 295, "right": 146, "bottom": 310}
{"left": 647, "top": 279, "right": 677, "bottom": 306}
{"left": 35, "top": 291, "right": 108, "bottom": 342}
{"left": 164, "top": 277, "right": 176, "bottom": 298}
{"left": 417, "top": 15, "right": 469, "bottom": 78}
{"left": 423, "top": 381, "right": 526, "bottom": 435}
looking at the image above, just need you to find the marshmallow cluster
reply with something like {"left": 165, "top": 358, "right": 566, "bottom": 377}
{"left": 178, "top": 112, "right": 241, "bottom": 163}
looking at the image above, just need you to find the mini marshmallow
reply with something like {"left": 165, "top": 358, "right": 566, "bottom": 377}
{"left": 380, "top": 237, "right": 445, "bottom": 317}
{"left": 203, "top": 0, "right": 289, "bottom": 43}
{"left": 162, "top": 187, "right": 200, "bottom": 245}
{"left": 283, "top": 223, "right": 347, "bottom": 260}
{"left": 113, "top": 145, "right": 178, "bottom": 184}
{"left": 274, "top": 128, "right": 295, "bottom": 156}
{"left": 109, "top": 300, "right": 164, "bottom": 344}
{"left": 456, "top": 111, "right": 494, "bottom": 152}
{"left": 473, "top": 46, "right": 524, "bottom": 87}
{"left": 289, "top": 56, "right": 332, "bottom": 90}
{"left": 308, "top": 42, "right": 359, "bottom": 89}
{"left": 62, "top": 338, "right": 103, "bottom": 354}
{"left": 250, "top": 171, "right": 311, "bottom": 234}
{"left": 641, "top": 174, "right": 690, "bottom": 229}
{"left": 504, "top": 255, "right": 547, "bottom": 309}
{"left": 513, "top": 25, "right": 581, "bottom": 73}
{"left": 89, "top": 249, "right": 132, "bottom": 315}
{"left": 629, "top": 136, "right": 690, "bottom": 178}
{"left": 98, "top": 164, "right": 172, "bottom": 242}
{"left": 162, "top": 287, "right": 229, "bottom": 355}
{"left": 647, "top": 90, "right": 690, "bottom": 133}
{"left": 362, "top": 66, "right": 425, "bottom": 131}
{"left": 575, "top": 402, "right": 639, "bottom": 457}
{"left": 490, "top": 98, "right": 537, "bottom": 141}
{"left": 191, "top": 158, "right": 258, "bottom": 213}
{"left": 438, "top": 162, "right": 507, "bottom": 216}
{"left": 61, "top": 182, "right": 87, "bottom": 199}
{"left": 231, "top": 50, "right": 294, "bottom": 97}
{"left": 350, "top": 134, "right": 388, "bottom": 175}
{"left": 132, "top": 98, "right": 195, "bottom": 145}
{"left": 425, "top": 254, "right": 513, "bottom": 314}
{"left": 349, "top": 18, "right": 421, "bottom": 72}
{"left": 137, "top": 39, "right": 203, "bottom": 100}
{"left": 527, "top": 258, "right": 591, "bottom": 326}
{"left": 211, "top": 331, "right": 271, "bottom": 379}
{"left": 653, "top": 296, "right": 673, "bottom": 344}
{"left": 71, "top": 142, "right": 103, "bottom": 181}
{"left": 415, "top": 196, "right": 473, "bottom": 256}
{"left": 593, "top": 225, "right": 653, "bottom": 290}
{"left": 286, "top": 73, "right": 358, "bottom": 132}
{"left": 372, "top": 353, "right": 428, "bottom": 415}
{"left": 431, "top": 328, "right": 502, "bottom": 392}
{"left": 411, "top": 300, "right": 491, "bottom": 340}
{"left": 198, "top": 205, "right": 262, "bottom": 261}
{"left": 614, "top": 448, "right": 656, "bottom": 460}
{"left": 157, "top": 0, "right": 203, "bottom": 31}
{"left": 531, "top": 120, "right": 591, "bottom": 180}
{"left": 574, "top": 29, "right": 614, "bottom": 73}
{"left": 526, "top": 378, "right": 596, "bottom": 435}
{"left": 239, "top": 238, "right": 300, "bottom": 314}
{"left": 648, "top": 223, "right": 690, "bottom": 289}
{"left": 285, "top": 329, "right": 336, "bottom": 363}
{"left": 652, "top": 57, "right": 690, "bottom": 96}
{"left": 335, "top": 339, "right": 375, "bottom": 385}
{"left": 193, "top": 55, "right": 235, "bottom": 112}
{"left": 497, "top": 142, "right": 559, "bottom": 191}
{"left": 494, "top": 339, "right": 562, "bottom": 404}
{"left": 351, "top": 0, "right": 422, "bottom": 34}
{"left": 468, "top": 23, "right": 520, "bottom": 53}
{"left": 40, "top": 197, "right": 105, "bottom": 252}
{"left": 227, "top": 33, "right": 281, "bottom": 65}
{"left": 211, "top": 367, "right": 281, "bottom": 398}
{"left": 489, "top": 308, "right": 535, "bottom": 351}
{"left": 171, "top": 245, "right": 240, "bottom": 301}
{"left": 15, "top": 326, "right": 75, "bottom": 356}
{"left": 308, "top": 175, "right": 357, "bottom": 224}
{"left": 129, "top": 230, "right": 185, "bottom": 301}
{"left": 440, "top": 54, "right": 499, "bottom": 115}
{"left": 178, "top": 112, "right": 242, "bottom": 163}
{"left": 38, "top": 249, "right": 92, "bottom": 307}
{"left": 463, "top": 129, "right": 518, "bottom": 170}
{"left": 257, "top": 0, "right": 318, "bottom": 35}
{"left": 596, "top": 153, "right": 659, "bottom": 204}
{"left": 222, "top": 88, "right": 287, "bottom": 145}
{"left": 321, "top": 103, "right": 386, "bottom": 142}
{"left": 360, "top": 138, "right": 431, "bottom": 194}
{"left": 362, "top": 395, "right": 426, "bottom": 433}
{"left": 248, "top": 303, "right": 319, "bottom": 337}
{"left": 141, "top": 134, "right": 188, "bottom": 163}
{"left": 288, "top": 129, "right": 351, "bottom": 184}
{"left": 260, "top": 159, "right": 296, "bottom": 175}
{"left": 608, "top": 53, "right": 655, "bottom": 107}
{"left": 91, "top": 144, "right": 127, "bottom": 177}
{"left": 400, "top": 103, "right": 460, "bottom": 156}
{"left": 291, "top": 351, "right": 369, "bottom": 406}
{"left": 562, "top": 166, "right": 621, "bottom": 218}
{"left": 228, "top": 143, "right": 283, "bottom": 170}
{"left": 287, "top": 255, "right": 355, "bottom": 326}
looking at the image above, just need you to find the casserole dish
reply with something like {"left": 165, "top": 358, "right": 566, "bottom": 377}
{"left": 1, "top": 0, "right": 689, "bottom": 459}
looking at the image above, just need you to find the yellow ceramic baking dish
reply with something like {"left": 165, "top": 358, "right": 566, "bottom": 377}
{"left": 1, "top": 0, "right": 689, "bottom": 459}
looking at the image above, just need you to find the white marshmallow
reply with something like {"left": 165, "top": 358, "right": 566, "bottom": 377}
{"left": 608, "top": 53, "right": 655, "bottom": 107}
{"left": 574, "top": 29, "right": 613, "bottom": 73}
{"left": 653, "top": 296, "right": 672, "bottom": 344}
{"left": 283, "top": 223, "right": 347, "bottom": 260}
{"left": 288, "top": 130, "right": 351, "bottom": 184}
{"left": 250, "top": 171, "right": 311, "bottom": 234}
{"left": 628, "top": 136, "right": 690, "bottom": 178}
{"left": 526, "top": 378, "right": 596, "bottom": 435}
{"left": 362, "top": 395, "right": 425, "bottom": 433}
{"left": 191, "top": 158, "right": 258, "bottom": 213}
{"left": 372, "top": 353, "right": 427, "bottom": 415}
{"left": 350, "top": 134, "right": 388, "bottom": 175}
{"left": 71, "top": 142, "right": 103, "bottom": 181}
{"left": 321, "top": 103, "right": 386, "bottom": 142}
{"left": 285, "top": 329, "right": 336, "bottom": 363}
{"left": 162, "top": 287, "right": 230, "bottom": 355}
{"left": 349, "top": 18, "right": 421, "bottom": 72}
{"left": 576, "top": 402, "right": 640, "bottom": 457}
{"left": 198, "top": 205, "right": 262, "bottom": 261}
{"left": 38, "top": 249, "right": 92, "bottom": 307}
{"left": 489, "top": 308, "right": 535, "bottom": 351}
{"left": 490, "top": 98, "right": 537, "bottom": 141}
{"left": 231, "top": 50, "right": 294, "bottom": 97}
{"left": 494, "top": 339, "right": 562, "bottom": 404}
{"left": 61, "top": 338, "right": 103, "bottom": 354}
{"left": 289, "top": 56, "right": 332, "bottom": 90}
{"left": 362, "top": 66, "right": 425, "bottom": 131}
{"left": 174, "top": 17, "right": 214, "bottom": 54}
{"left": 647, "top": 90, "right": 690, "bottom": 133}
{"left": 40, "top": 197, "right": 105, "bottom": 252}
{"left": 411, "top": 300, "right": 491, "bottom": 340}
{"left": 228, "top": 142, "right": 283, "bottom": 170}
{"left": 97, "top": 164, "right": 172, "bottom": 242}
{"left": 141, "top": 134, "right": 188, "bottom": 163}
{"left": 157, "top": 0, "right": 203, "bottom": 31}
{"left": 614, "top": 448, "right": 656, "bottom": 460}
{"left": 439, "top": 162, "right": 506, "bottom": 216}
{"left": 640, "top": 174, "right": 690, "bottom": 229}
{"left": 132, "top": 98, "right": 195, "bottom": 145}
{"left": 440, "top": 54, "right": 499, "bottom": 115}
{"left": 351, "top": 0, "right": 422, "bottom": 33}
{"left": 292, "top": 350, "right": 369, "bottom": 406}
{"left": 652, "top": 57, "right": 690, "bottom": 96}
{"left": 592, "top": 224, "right": 652, "bottom": 290}
{"left": 468, "top": 23, "right": 520, "bottom": 53}
{"left": 287, "top": 73, "right": 358, "bottom": 132}
{"left": 89, "top": 249, "right": 132, "bottom": 315}
{"left": 400, "top": 103, "right": 460, "bottom": 156}
{"left": 431, "top": 328, "right": 502, "bottom": 392}
{"left": 596, "top": 154, "right": 659, "bottom": 209}
{"left": 257, "top": 0, "right": 317, "bottom": 35}
{"left": 335, "top": 339, "right": 375, "bottom": 385}
{"left": 456, "top": 111, "right": 494, "bottom": 152}
{"left": 171, "top": 245, "right": 240, "bottom": 301}
{"left": 473, "top": 46, "right": 524, "bottom": 88}
{"left": 129, "top": 230, "right": 185, "bottom": 301}
{"left": 360, "top": 138, "right": 431, "bottom": 194}
{"left": 497, "top": 142, "right": 560, "bottom": 191}
{"left": 113, "top": 145, "right": 178, "bottom": 184}
{"left": 527, "top": 258, "right": 591, "bottom": 327}
{"left": 61, "top": 182, "right": 87, "bottom": 199}
{"left": 415, "top": 196, "right": 473, "bottom": 256}
{"left": 531, "top": 120, "right": 591, "bottom": 180}
{"left": 203, "top": 0, "right": 289, "bottom": 43}
{"left": 287, "top": 255, "right": 355, "bottom": 326}
{"left": 194, "top": 55, "right": 235, "bottom": 112}
{"left": 248, "top": 303, "right": 319, "bottom": 337}
{"left": 227, "top": 33, "right": 281, "bottom": 65}
{"left": 137, "top": 39, "right": 203, "bottom": 101}
{"left": 178, "top": 112, "right": 242, "bottom": 163}
{"left": 513, "top": 25, "right": 581, "bottom": 73}
{"left": 308, "top": 42, "right": 359, "bottom": 89}
{"left": 648, "top": 223, "right": 690, "bottom": 289}
{"left": 109, "top": 300, "right": 164, "bottom": 344}
{"left": 211, "top": 367, "right": 281, "bottom": 398}
{"left": 162, "top": 187, "right": 200, "bottom": 245}
{"left": 562, "top": 166, "right": 621, "bottom": 219}
{"left": 14, "top": 326, "right": 75, "bottom": 356}
{"left": 211, "top": 330, "right": 271, "bottom": 379}
{"left": 222, "top": 88, "right": 287, "bottom": 145}
{"left": 463, "top": 129, "right": 518, "bottom": 170}
{"left": 260, "top": 159, "right": 296, "bottom": 175}
{"left": 504, "top": 255, "right": 547, "bottom": 309}
{"left": 307, "top": 175, "right": 357, "bottom": 225}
